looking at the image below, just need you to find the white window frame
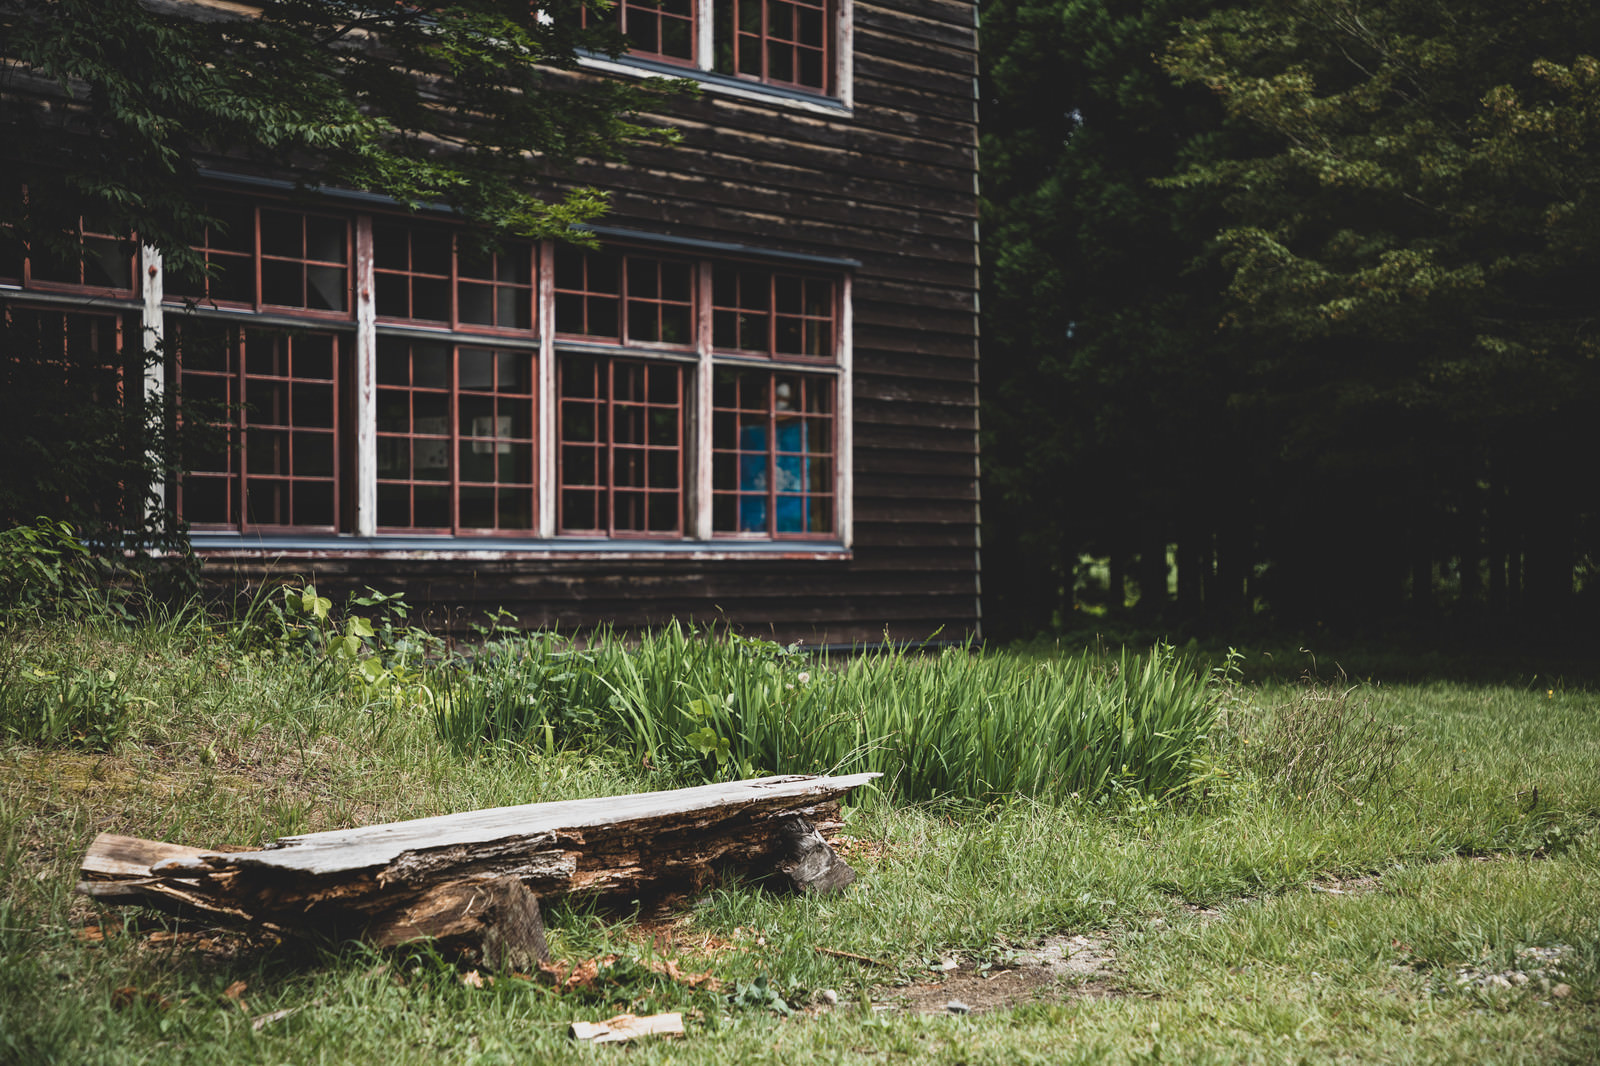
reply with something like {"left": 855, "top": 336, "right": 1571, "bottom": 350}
{"left": 578, "top": 0, "right": 855, "bottom": 116}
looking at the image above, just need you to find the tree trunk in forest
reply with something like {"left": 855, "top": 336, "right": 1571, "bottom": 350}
{"left": 1175, "top": 533, "right": 1206, "bottom": 614}
{"left": 1133, "top": 533, "right": 1168, "bottom": 618}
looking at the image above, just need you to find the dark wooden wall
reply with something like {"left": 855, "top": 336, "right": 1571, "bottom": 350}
{"left": 207, "top": 0, "right": 982, "bottom": 647}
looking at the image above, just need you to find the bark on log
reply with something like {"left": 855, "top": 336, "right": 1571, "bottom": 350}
{"left": 364, "top": 876, "right": 549, "bottom": 970}
{"left": 77, "top": 774, "right": 877, "bottom": 958}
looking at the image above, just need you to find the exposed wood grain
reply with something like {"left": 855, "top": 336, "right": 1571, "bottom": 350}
{"left": 79, "top": 776, "right": 880, "bottom": 956}
{"left": 570, "top": 1012, "right": 685, "bottom": 1043}
{"left": 364, "top": 877, "right": 549, "bottom": 971}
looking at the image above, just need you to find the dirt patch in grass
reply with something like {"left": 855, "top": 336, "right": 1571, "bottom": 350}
{"left": 874, "top": 934, "right": 1123, "bottom": 1016}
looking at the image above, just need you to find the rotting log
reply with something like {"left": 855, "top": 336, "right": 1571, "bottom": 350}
{"left": 77, "top": 773, "right": 878, "bottom": 963}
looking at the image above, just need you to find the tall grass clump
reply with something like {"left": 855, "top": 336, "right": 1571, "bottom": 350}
{"left": 433, "top": 624, "right": 1227, "bottom": 804}
{"left": 1224, "top": 672, "right": 1408, "bottom": 810}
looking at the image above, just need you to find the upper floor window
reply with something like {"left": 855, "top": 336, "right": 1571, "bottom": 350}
{"left": 616, "top": 0, "right": 697, "bottom": 65}
{"left": 593, "top": 0, "right": 836, "bottom": 96}
{"left": 715, "top": 0, "right": 831, "bottom": 93}
{"left": 167, "top": 204, "right": 351, "bottom": 316}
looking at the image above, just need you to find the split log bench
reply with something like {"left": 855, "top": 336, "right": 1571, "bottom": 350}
{"left": 77, "top": 773, "right": 879, "bottom": 970}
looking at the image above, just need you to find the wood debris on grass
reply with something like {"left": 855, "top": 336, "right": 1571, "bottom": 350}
{"left": 570, "top": 1012, "right": 685, "bottom": 1043}
{"left": 534, "top": 954, "right": 723, "bottom": 992}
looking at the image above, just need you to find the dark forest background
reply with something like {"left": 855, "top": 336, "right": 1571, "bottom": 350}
{"left": 979, "top": 0, "right": 1600, "bottom": 643}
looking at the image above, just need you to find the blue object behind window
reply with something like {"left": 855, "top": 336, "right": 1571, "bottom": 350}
{"left": 739, "top": 420, "right": 809, "bottom": 532}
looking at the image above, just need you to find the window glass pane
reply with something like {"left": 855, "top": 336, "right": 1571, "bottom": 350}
{"left": 261, "top": 260, "right": 300, "bottom": 306}
{"left": 412, "top": 277, "right": 450, "bottom": 322}
{"left": 415, "top": 484, "right": 451, "bottom": 529}
{"left": 305, "top": 215, "right": 346, "bottom": 263}
{"left": 212, "top": 203, "right": 256, "bottom": 254}
{"left": 211, "top": 255, "right": 254, "bottom": 304}
{"left": 259, "top": 211, "right": 300, "bottom": 258}
{"left": 374, "top": 223, "right": 408, "bottom": 270}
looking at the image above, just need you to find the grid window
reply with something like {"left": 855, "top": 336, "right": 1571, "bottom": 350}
{"left": 559, "top": 355, "right": 684, "bottom": 536}
{"left": 555, "top": 246, "right": 693, "bottom": 348}
{"left": 374, "top": 224, "right": 536, "bottom": 332}
{"left": 621, "top": 0, "right": 697, "bottom": 63}
{"left": 176, "top": 322, "right": 343, "bottom": 532}
{"left": 15, "top": 221, "right": 138, "bottom": 295}
{"left": 712, "top": 265, "right": 835, "bottom": 360}
{"left": 3, "top": 305, "right": 128, "bottom": 394}
{"left": 711, "top": 368, "right": 834, "bottom": 536}
{"left": 375, "top": 338, "right": 537, "bottom": 533}
{"left": 715, "top": 0, "right": 831, "bottom": 92}
{"left": 166, "top": 204, "right": 350, "bottom": 314}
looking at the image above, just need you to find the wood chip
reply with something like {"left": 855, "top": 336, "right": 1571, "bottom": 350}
{"left": 570, "top": 1012, "right": 684, "bottom": 1043}
{"left": 250, "top": 1007, "right": 301, "bottom": 1031}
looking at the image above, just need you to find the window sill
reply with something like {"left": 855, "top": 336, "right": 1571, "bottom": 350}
{"left": 187, "top": 533, "right": 851, "bottom": 563}
{"left": 577, "top": 52, "right": 850, "bottom": 117}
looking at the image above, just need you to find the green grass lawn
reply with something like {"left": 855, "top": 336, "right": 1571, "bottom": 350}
{"left": 1, "top": 609, "right": 1597, "bottom": 1064}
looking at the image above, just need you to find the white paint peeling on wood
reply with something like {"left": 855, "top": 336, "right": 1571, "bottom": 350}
{"left": 354, "top": 216, "right": 377, "bottom": 537}
{"left": 148, "top": 773, "right": 880, "bottom": 878}
{"left": 140, "top": 245, "right": 166, "bottom": 522}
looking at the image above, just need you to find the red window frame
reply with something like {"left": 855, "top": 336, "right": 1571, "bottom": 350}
{"left": 373, "top": 222, "right": 537, "bottom": 334}
{"left": 3, "top": 218, "right": 138, "bottom": 298}
{"left": 712, "top": 264, "right": 836, "bottom": 362}
{"left": 716, "top": 0, "right": 832, "bottom": 93}
{"left": 2, "top": 304, "right": 131, "bottom": 396}
{"left": 554, "top": 246, "right": 696, "bottom": 350}
{"left": 711, "top": 367, "right": 835, "bottom": 538}
{"left": 374, "top": 337, "right": 539, "bottom": 534}
{"left": 617, "top": 0, "right": 698, "bottom": 65}
{"left": 558, "top": 354, "right": 686, "bottom": 537}
{"left": 176, "top": 321, "right": 345, "bottom": 533}
{"left": 165, "top": 204, "right": 352, "bottom": 318}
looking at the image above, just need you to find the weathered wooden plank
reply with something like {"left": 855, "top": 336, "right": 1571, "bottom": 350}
{"left": 855, "top": 374, "right": 979, "bottom": 407}
{"left": 855, "top": 498, "right": 978, "bottom": 525}
{"left": 855, "top": 28, "right": 978, "bottom": 75}
{"left": 79, "top": 835, "right": 214, "bottom": 880}
{"left": 145, "top": 775, "right": 875, "bottom": 878}
{"left": 854, "top": 1, "right": 977, "bottom": 49}
{"left": 853, "top": 298, "right": 978, "bottom": 336}
{"left": 594, "top": 198, "right": 977, "bottom": 278}
{"left": 589, "top": 142, "right": 978, "bottom": 221}
{"left": 569, "top": 160, "right": 977, "bottom": 244}
{"left": 857, "top": 0, "right": 978, "bottom": 33}
{"left": 855, "top": 51, "right": 975, "bottom": 98}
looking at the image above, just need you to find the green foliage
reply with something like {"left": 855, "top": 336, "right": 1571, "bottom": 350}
{"left": 0, "top": 310, "right": 213, "bottom": 567}
{"left": 0, "top": 663, "right": 138, "bottom": 752}
{"left": 979, "top": 0, "right": 1248, "bottom": 634}
{"left": 434, "top": 623, "right": 1227, "bottom": 804}
{"left": 1224, "top": 674, "right": 1408, "bottom": 810}
{"left": 982, "top": 0, "right": 1600, "bottom": 634}
{"left": 0, "top": 0, "right": 683, "bottom": 272}
{"left": 1156, "top": 0, "right": 1600, "bottom": 625}
{"left": 0, "top": 519, "right": 94, "bottom": 616}
{"left": 1, "top": 1, "right": 682, "bottom": 569}
{"left": 4, "top": 597, "right": 1600, "bottom": 1063}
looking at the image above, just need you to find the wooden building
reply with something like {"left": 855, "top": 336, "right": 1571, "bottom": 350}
{"left": 1, "top": 0, "right": 981, "bottom": 646}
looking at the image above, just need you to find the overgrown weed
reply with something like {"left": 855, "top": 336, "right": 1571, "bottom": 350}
{"left": 1223, "top": 666, "right": 1409, "bottom": 811}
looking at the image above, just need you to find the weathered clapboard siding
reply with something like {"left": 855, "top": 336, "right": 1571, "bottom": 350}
{"left": 185, "top": 0, "right": 981, "bottom": 647}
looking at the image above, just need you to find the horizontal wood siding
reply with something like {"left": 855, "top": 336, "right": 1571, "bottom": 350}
{"left": 215, "top": 0, "right": 981, "bottom": 646}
